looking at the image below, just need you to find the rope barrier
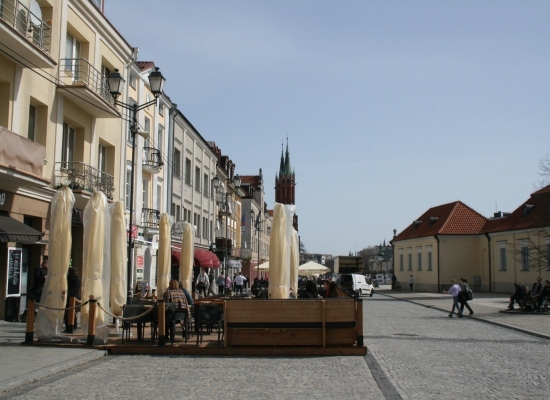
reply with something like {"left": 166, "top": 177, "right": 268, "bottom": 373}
{"left": 96, "top": 302, "right": 156, "bottom": 321}
{"left": 35, "top": 301, "right": 89, "bottom": 311}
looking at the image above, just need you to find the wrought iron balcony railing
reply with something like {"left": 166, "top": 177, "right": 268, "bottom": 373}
{"left": 141, "top": 208, "right": 160, "bottom": 229}
{"left": 142, "top": 147, "right": 163, "bottom": 173}
{"left": 53, "top": 161, "right": 114, "bottom": 199}
{"left": 59, "top": 58, "right": 114, "bottom": 104}
{"left": 0, "top": 0, "right": 51, "bottom": 55}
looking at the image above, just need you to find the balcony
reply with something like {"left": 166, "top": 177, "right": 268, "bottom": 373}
{"left": 57, "top": 59, "right": 120, "bottom": 118}
{"left": 141, "top": 208, "right": 160, "bottom": 235}
{"left": 0, "top": 127, "right": 49, "bottom": 191}
{"left": 142, "top": 147, "right": 163, "bottom": 174}
{"left": 52, "top": 161, "right": 114, "bottom": 201}
{"left": 0, "top": 0, "right": 54, "bottom": 68}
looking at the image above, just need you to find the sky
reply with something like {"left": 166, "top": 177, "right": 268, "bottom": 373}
{"left": 105, "top": 0, "right": 550, "bottom": 256}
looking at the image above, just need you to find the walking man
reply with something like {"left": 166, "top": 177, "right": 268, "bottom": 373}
{"left": 207, "top": 271, "right": 216, "bottom": 296}
{"left": 234, "top": 272, "right": 247, "bottom": 295}
{"left": 445, "top": 279, "right": 463, "bottom": 318}
{"left": 408, "top": 275, "right": 414, "bottom": 291}
{"left": 217, "top": 273, "right": 225, "bottom": 295}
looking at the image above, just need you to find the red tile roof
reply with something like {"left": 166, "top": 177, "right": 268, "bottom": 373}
{"left": 240, "top": 175, "right": 261, "bottom": 187}
{"left": 393, "top": 201, "right": 488, "bottom": 241}
{"left": 482, "top": 185, "right": 550, "bottom": 233}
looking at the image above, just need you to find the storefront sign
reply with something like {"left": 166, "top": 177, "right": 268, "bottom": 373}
{"left": 6, "top": 247, "right": 22, "bottom": 297}
{"left": 136, "top": 255, "right": 144, "bottom": 269}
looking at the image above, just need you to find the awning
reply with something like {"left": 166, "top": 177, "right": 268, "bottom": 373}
{"left": 0, "top": 215, "right": 43, "bottom": 243}
{"left": 210, "top": 252, "right": 220, "bottom": 267}
{"left": 171, "top": 245, "right": 197, "bottom": 267}
{"left": 194, "top": 248, "right": 213, "bottom": 268}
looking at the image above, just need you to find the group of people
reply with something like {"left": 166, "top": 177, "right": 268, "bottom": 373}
{"left": 196, "top": 269, "right": 248, "bottom": 298}
{"left": 297, "top": 278, "right": 345, "bottom": 299}
{"left": 445, "top": 278, "right": 474, "bottom": 318}
{"left": 508, "top": 278, "right": 550, "bottom": 312}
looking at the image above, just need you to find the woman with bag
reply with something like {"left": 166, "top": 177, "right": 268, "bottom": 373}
{"left": 459, "top": 278, "right": 474, "bottom": 316}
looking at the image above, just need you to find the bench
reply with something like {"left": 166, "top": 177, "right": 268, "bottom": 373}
{"left": 223, "top": 298, "right": 363, "bottom": 348}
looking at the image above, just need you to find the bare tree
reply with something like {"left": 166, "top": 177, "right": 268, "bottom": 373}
{"left": 537, "top": 150, "right": 550, "bottom": 188}
{"left": 511, "top": 229, "right": 550, "bottom": 277}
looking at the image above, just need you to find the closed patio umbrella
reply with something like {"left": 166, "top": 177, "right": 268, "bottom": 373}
{"left": 81, "top": 191, "right": 110, "bottom": 342}
{"left": 180, "top": 221, "right": 194, "bottom": 293}
{"left": 289, "top": 228, "right": 299, "bottom": 298}
{"left": 35, "top": 186, "right": 74, "bottom": 340}
{"left": 268, "top": 203, "right": 295, "bottom": 299}
{"left": 110, "top": 201, "right": 126, "bottom": 316}
{"left": 157, "top": 213, "right": 171, "bottom": 297}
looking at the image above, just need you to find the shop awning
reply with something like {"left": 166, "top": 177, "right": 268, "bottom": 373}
{"left": 194, "top": 248, "right": 213, "bottom": 268}
{"left": 210, "top": 252, "right": 220, "bottom": 267}
{"left": 0, "top": 215, "right": 43, "bottom": 243}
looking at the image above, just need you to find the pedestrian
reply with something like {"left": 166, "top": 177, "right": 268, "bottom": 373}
{"left": 408, "top": 275, "right": 414, "bottom": 291}
{"left": 234, "top": 272, "right": 247, "bottom": 295}
{"left": 530, "top": 277, "right": 543, "bottom": 311}
{"left": 225, "top": 274, "right": 233, "bottom": 296}
{"left": 195, "top": 269, "right": 209, "bottom": 298}
{"left": 445, "top": 279, "right": 463, "bottom": 318}
{"left": 217, "top": 273, "right": 225, "bottom": 295}
{"left": 207, "top": 271, "right": 216, "bottom": 296}
{"left": 63, "top": 267, "right": 81, "bottom": 332}
{"left": 458, "top": 278, "right": 474, "bottom": 316}
{"left": 391, "top": 274, "right": 397, "bottom": 290}
{"left": 31, "top": 259, "right": 48, "bottom": 303}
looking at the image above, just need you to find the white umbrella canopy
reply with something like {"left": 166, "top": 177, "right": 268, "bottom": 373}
{"left": 180, "top": 221, "right": 194, "bottom": 293}
{"left": 298, "top": 261, "right": 329, "bottom": 276}
{"left": 289, "top": 228, "right": 299, "bottom": 297}
{"left": 35, "top": 186, "right": 74, "bottom": 339}
{"left": 109, "top": 201, "right": 126, "bottom": 316}
{"left": 81, "top": 191, "right": 110, "bottom": 342}
{"left": 156, "top": 213, "right": 171, "bottom": 297}
{"left": 258, "top": 261, "right": 270, "bottom": 271}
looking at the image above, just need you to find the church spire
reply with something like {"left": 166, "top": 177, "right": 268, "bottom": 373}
{"left": 284, "top": 137, "right": 291, "bottom": 175}
{"left": 279, "top": 141, "right": 285, "bottom": 176}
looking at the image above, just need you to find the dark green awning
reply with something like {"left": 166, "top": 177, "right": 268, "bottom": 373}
{"left": 0, "top": 215, "right": 42, "bottom": 243}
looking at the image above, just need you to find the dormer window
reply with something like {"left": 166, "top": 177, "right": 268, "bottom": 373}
{"left": 428, "top": 217, "right": 439, "bottom": 227}
{"left": 413, "top": 220, "right": 422, "bottom": 229}
{"left": 523, "top": 204, "right": 534, "bottom": 216}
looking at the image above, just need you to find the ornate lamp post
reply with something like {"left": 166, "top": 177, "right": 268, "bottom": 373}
{"left": 250, "top": 208, "right": 270, "bottom": 280}
{"left": 212, "top": 174, "right": 241, "bottom": 278}
{"left": 108, "top": 67, "right": 166, "bottom": 303}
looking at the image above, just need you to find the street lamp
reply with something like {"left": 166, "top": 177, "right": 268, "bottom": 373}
{"left": 212, "top": 175, "right": 241, "bottom": 278}
{"left": 250, "top": 208, "right": 270, "bottom": 280}
{"left": 108, "top": 67, "right": 166, "bottom": 303}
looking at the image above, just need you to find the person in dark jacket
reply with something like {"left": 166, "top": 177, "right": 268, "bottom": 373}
{"left": 31, "top": 260, "right": 48, "bottom": 302}
{"left": 530, "top": 277, "right": 543, "bottom": 311}
{"left": 508, "top": 283, "right": 527, "bottom": 310}
{"left": 458, "top": 278, "right": 474, "bottom": 315}
{"left": 64, "top": 267, "right": 80, "bottom": 332}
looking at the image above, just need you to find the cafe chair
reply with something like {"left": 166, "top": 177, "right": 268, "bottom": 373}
{"left": 195, "top": 303, "right": 224, "bottom": 346}
{"left": 167, "top": 308, "right": 190, "bottom": 344}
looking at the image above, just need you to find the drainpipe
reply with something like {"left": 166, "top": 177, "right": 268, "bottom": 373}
{"left": 485, "top": 233, "right": 492, "bottom": 293}
{"left": 167, "top": 104, "right": 177, "bottom": 215}
{"left": 435, "top": 235, "right": 440, "bottom": 292}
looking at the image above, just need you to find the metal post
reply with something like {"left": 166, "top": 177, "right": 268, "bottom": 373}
{"left": 127, "top": 103, "right": 138, "bottom": 304}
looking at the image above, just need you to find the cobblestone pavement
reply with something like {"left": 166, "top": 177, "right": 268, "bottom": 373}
{"left": 363, "top": 296, "right": 550, "bottom": 399}
{"left": 3, "top": 295, "right": 549, "bottom": 400}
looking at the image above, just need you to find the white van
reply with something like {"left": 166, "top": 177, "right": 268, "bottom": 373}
{"left": 337, "top": 273, "right": 374, "bottom": 297}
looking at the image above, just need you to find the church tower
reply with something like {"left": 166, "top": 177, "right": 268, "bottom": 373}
{"left": 275, "top": 140, "right": 298, "bottom": 231}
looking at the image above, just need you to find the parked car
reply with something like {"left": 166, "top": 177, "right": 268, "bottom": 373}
{"left": 338, "top": 273, "right": 374, "bottom": 297}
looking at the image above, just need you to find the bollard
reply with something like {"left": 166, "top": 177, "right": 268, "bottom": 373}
{"left": 158, "top": 299, "right": 166, "bottom": 347}
{"left": 87, "top": 295, "right": 97, "bottom": 346}
{"left": 356, "top": 298, "right": 364, "bottom": 347}
{"left": 25, "top": 300, "right": 35, "bottom": 343}
{"left": 66, "top": 296, "right": 76, "bottom": 333}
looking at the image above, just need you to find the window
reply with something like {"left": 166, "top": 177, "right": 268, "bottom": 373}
{"left": 173, "top": 149, "right": 181, "bottom": 178}
{"left": 194, "top": 213, "right": 200, "bottom": 237}
{"left": 157, "top": 124, "right": 163, "bottom": 152}
{"left": 499, "top": 245, "right": 507, "bottom": 271}
{"left": 210, "top": 221, "right": 213, "bottom": 241}
{"left": 407, "top": 248, "right": 412, "bottom": 271}
{"left": 171, "top": 203, "right": 175, "bottom": 217}
{"left": 144, "top": 117, "right": 150, "bottom": 135}
{"left": 203, "top": 217, "right": 208, "bottom": 239}
{"left": 62, "top": 123, "right": 75, "bottom": 165}
{"left": 159, "top": 103, "right": 165, "bottom": 114}
{"left": 203, "top": 174, "right": 209, "bottom": 197}
{"left": 520, "top": 242, "right": 529, "bottom": 271}
{"left": 125, "top": 161, "right": 132, "bottom": 209}
{"left": 142, "top": 179, "right": 149, "bottom": 209}
{"left": 399, "top": 250, "right": 404, "bottom": 271}
{"left": 28, "top": 105, "right": 36, "bottom": 141}
{"left": 129, "top": 74, "right": 136, "bottom": 88}
{"left": 100, "top": 65, "right": 111, "bottom": 99}
{"left": 185, "top": 158, "right": 191, "bottom": 185}
{"left": 427, "top": 246, "right": 433, "bottom": 271}
{"left": 176, "top": 205, "right": 180, "bottom": 222}
{"left": 417, "top": 253, "right": 422, "bottom": 271}
{"left": 195, "top": 167, "right": 201, "bottom": 192}
{"left": 156, "top": 182, "right": 162, "bottom": 212}
{"left": 98, "top": 144, "right": 106, "bottom": 173}
{"left": 65, "top": 33, "right": 81, "bottom": 76}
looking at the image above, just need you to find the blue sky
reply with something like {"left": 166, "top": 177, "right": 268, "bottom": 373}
{"left": 106, "top": 0, "right": 550, "bottom": 256}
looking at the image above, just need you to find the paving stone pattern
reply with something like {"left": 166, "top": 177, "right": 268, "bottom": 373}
{"left": 3, "top": 296, "right": 549, "bottom": 399}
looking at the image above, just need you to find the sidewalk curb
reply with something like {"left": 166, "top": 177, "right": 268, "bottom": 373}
{"left": 378, "top": 292, "right": 550, "bottom": 341}
{"left": 0, "top": 349, "right": 107, "bottom": 395}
